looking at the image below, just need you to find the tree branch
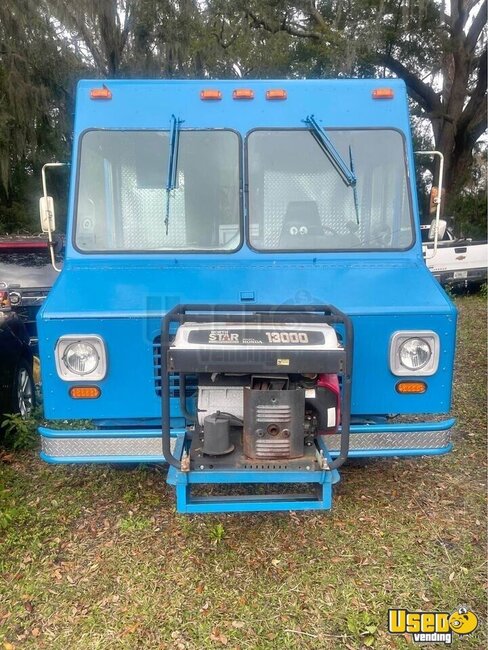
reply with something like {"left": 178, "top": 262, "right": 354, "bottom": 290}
{"left": 246, "top": 10, "right": 322, "bottom": 40}
{"left": 74, "top": 19, "right": 107, "bottom": 74}
{"left": 307, "top": 0, "right": 329, "bottom": 30}
{"left": 459, "top": 44, "right": 487, "bottom": 132}
{"left": 377, "top": 53, "right": 443, "bottom": 114}
{"left": 465, "top": 0, "right": 487, "bottom": 55}
{"left": 121, "top": 1, "right": 135, "bottom": 53}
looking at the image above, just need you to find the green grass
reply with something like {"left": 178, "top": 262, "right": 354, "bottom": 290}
{"left": 0, "top": 295, "right": 486, "bottom": 649}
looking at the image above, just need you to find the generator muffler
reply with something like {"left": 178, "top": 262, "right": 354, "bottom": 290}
{"left": 243, "top": 387, "right": 305, "bottom": 460}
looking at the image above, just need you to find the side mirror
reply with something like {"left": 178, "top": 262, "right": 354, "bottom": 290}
{"left": 428, "top": 218, "right": 446, "bottom": 241}
{"left": 39, "top": 196, "right": 56, "bottom": 233}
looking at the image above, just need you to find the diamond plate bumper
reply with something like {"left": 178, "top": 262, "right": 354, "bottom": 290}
{"left": 39, "top": 418, "right": 455, "bottom": 464}
{"left": 39, "top": 427, "right": 178, "bottom": 463}
{"left": 326, "top": 429, "right": 452, "bottom": 458}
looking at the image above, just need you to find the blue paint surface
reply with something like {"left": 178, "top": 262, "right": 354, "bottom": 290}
{"left": 38, "top": 78, "right": 457, "bottom": 449}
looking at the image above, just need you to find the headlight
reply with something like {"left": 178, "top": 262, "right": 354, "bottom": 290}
{"left": 390, "top": 331, "right": 440, "bottom": 376}
{"left": 55, "top": 335, "right": 107, "bottom": 381}
{"left": 64, "top": 342, "right": 99, "bottom": 375}
{"left": 399, "top": 338, "right": 431, "bottom": 370}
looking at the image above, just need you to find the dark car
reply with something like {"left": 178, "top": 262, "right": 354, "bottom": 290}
{"left": 0, "top": 309, "right": 35, "bottom": 418}
{"left": 0, "top": 238, "right": 59, "bottom": 350}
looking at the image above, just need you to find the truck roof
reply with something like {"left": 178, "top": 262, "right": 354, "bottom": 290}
{"left": 74, "top": 78, "right": 410, "bottom": 133}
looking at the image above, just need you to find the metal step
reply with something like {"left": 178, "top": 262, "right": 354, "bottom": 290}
{"left": 166, "top": 433, "right": 339, "bottom": 514}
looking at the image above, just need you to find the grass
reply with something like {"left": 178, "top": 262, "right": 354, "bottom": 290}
{"left": 0, "top": 295, "right": 486, "bottom": 649}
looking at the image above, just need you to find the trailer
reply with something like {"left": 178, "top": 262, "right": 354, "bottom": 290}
{"left": 37, "top": 79, "right": 457, "bottom": 514}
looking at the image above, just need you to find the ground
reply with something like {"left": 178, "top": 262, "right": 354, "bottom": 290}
{"left": 0, "top": 295, "right": 486, "bottom": 650}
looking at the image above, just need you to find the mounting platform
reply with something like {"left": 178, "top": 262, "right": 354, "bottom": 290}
{"left": 166, "top": 432, "right": 340, "bottom": 514}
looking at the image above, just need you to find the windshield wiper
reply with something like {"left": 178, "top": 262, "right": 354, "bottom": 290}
{"left": 304, "top": 115, "right": 356, "bottom": 187}
{"left": 348, "top": 145, "right": 360, "bottom": 225}
{"left": 165, "top": 114, "right": 183, "bottom": 235}
{"left": 304, "top": 114, "right": 359, "bottom": 224}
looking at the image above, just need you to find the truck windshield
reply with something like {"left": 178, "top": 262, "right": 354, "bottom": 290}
{"left": 247, "top": 129, "right": 413, "bottom": 251}
{"left": 75, "top": 130, "right": 241, "bottom": 252}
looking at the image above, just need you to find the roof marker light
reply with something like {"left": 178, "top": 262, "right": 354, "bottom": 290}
{"left": 233, "top": 88, "right": 254, "bottom": 100}
{"left": 372, "top": 87, "right": 394, "bottom": 100}
{"left": 200, "top": 89, "right": 222, "bottom": 100}
{"left": 90, "top": 86, "right": 112, "bottom": 100}
{"left": 266, "top": 89, "right": 287, "bottom": 100}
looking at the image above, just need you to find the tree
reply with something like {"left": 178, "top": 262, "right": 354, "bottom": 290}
{"left": 239, "top": 0, "right": 487, "bottom": 213}
{"left": 46, "top": 0, "right": 232, "bottom": 78}
{"left": 0, "top": 0, "right": 81, "bottom": 230}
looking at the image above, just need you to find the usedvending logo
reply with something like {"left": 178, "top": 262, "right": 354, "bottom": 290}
{"left": 388, "top": 607, "right": 478, "bottom": 644}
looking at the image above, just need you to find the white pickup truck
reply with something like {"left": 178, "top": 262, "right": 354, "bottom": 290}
{"left": 421, "top": 222, "right": 487, "bottom": 287}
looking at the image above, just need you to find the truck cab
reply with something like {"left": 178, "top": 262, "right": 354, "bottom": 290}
{"left": 37, "top": 79, "right": 456, "bottom": 513}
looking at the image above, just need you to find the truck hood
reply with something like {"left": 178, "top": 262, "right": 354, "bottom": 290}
{"left": 41, "top": 257, "right": 454, "bottom": 318}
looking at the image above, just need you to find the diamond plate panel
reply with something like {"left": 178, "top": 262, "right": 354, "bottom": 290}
{"left": 324, "top": 430, "right": 451, "bottom": 453}
{"left": 262, "top": 170, "right": 356, "bottom": 248}
{"left": 119, "top": 167, "right": 186, "bottom": 249}
{"left": 41, "top": 436, "right": 176, "bottom": 459}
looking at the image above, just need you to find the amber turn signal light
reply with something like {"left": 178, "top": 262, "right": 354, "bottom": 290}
{"left": 266, "top": 89, "right": 287, "bottom": 100}
{"left": 233, "top": 88, "right": 254, "bottom": 100}
{"left": 90, "top": 86, "right": 112, "bottom": 100}
{"left": 200, "top": 89, "right": 222, "bottom": 100}
{"left": 396, "top": 381, "right": 427, "bottom": 394}
{"left": 372, "top": 87, "right": 394, "bottom": 100}
{"left": 69, "top": 386, "right": 101, "bottom": 399}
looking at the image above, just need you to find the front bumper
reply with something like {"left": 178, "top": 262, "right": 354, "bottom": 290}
{"left": 39, "top": 418, "right": 455, "bottom": 464}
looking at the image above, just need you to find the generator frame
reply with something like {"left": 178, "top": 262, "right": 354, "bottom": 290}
{"left": 162, "top": 304, "right": 353, "bottom": 513}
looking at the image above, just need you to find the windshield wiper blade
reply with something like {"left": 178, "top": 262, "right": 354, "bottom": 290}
{"left": 165, "top": 114, "right": 183, "bottom": 235}
{"left": 304, "top": 115, "right": 356, "bottom": 187}
{"left": 349, "top": 145, "right": 360, "bottom": 225}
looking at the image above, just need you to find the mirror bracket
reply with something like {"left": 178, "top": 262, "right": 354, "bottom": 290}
{"left": 414, "top": 151, "right": 444, "bottom": 260}
{"left": 40, "top": 162, "right": 68, "bottom": 272}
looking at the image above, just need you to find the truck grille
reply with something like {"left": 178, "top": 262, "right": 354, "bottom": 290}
{"left": 153, "top": 336, "right": 197, "bottom": 398}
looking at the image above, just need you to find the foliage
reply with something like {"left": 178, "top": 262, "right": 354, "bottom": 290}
{"left": 447, "top": 143, "right": 487, "bottom": 237}
{"left": 0, "top": 0, "right": 485, "bottom": 237}
{"left": 0, "top": 485, "right": 15, "bottom": 530}
{"left": 236, "top": 0, "right": 487, "bottom": 220}
{"left": 209, "top": 522, "right": 226, "bottom": 544}
{"left": 1, "top": 411, "right": 39, "bottom": 450}
{"left": 346, "top": 611, "right": 378, "bottom": 647}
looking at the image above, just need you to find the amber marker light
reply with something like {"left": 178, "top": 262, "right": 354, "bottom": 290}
{"left": 372, "top": 87, "right": 394, "bottom": 100}
{"left": 233, "top": 88, "right": 254, "bottom": 100}
{"left": 69, "top": 386, "right": 101, "bottom": 399}
{"left": 200, "top": 89, "right": 222, "bottom": 100}
{"left": 396, "top": 381, "right": 427, "bottom": 394}
{"left": 90, "top": 86, "right": 112, "bottom": 100}
{"left": 266, "top": 89, "right": 287, "bottom": 100}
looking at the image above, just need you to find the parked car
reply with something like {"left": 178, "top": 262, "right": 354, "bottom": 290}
{"left": 0, "top": 307, "right": 35, "bottom": 419}
{"left": 0, "top": 237, "right": 59, "bottom": 350}
{"left": 421, "top": 223, "right": 487, "bottom": 287}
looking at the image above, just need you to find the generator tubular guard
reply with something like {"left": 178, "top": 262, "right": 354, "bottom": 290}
{"left": 160, "top": 304, "right": 354, "bottom": 471}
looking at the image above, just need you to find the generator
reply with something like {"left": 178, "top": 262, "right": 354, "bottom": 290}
{"left": 163, "top": 304, "right": 353, "bottom": 513}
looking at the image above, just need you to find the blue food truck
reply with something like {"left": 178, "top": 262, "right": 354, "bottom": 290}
{"left": 37, "top": 79, "right": 456, "bottom": 513}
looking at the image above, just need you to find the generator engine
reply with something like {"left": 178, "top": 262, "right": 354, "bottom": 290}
{"left": 170, "top": 322, "right": 342, "bottom": 462}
